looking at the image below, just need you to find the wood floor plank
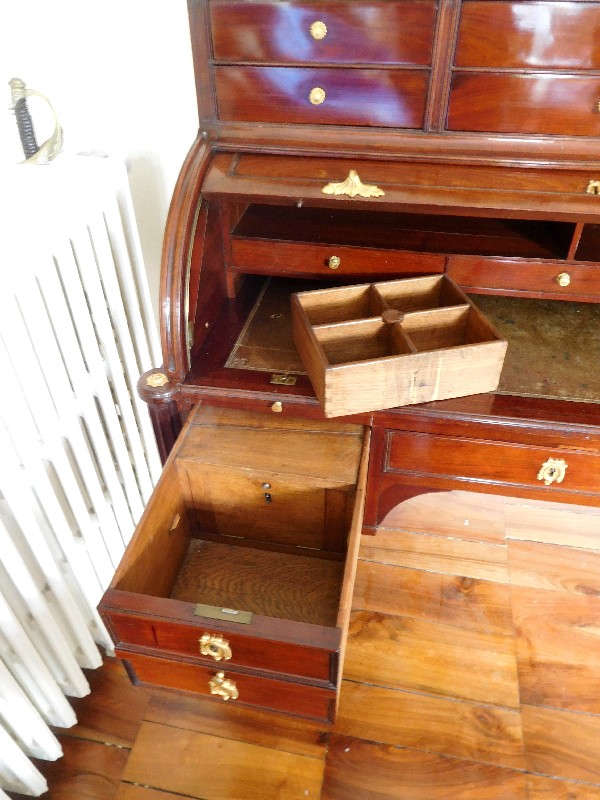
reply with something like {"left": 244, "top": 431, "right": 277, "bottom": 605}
{"left": 509, "top": 539, "right": 600, "bottom": 596}
{"left": 117, "top": 786, "right": 198, "bottom": 800}
{"left": 353, "top": 560, "right": 514, "bottom": 637}
{"left": 336, "top": 681, "right": 525, "bottom": 770}
{"left": 513, "top": 586, "right": 600, "bottom": 713}
{"left": 504, "top": 502, "right": 600, "bottom": 550}
{"left": 360, "top": 529, "right": 509, "bottom": 583}
{"left": 61, "top": 657, "right": 150, "bottom": 747}
{"left": 145, "top": 690, "right": 328, "bottom": 758}
{"left": 344, "top": 610, "right": 520, "bottom": 707}
{"left": 522, "top": 705, "right": 600, "bottom": 783}
{"left": 321, "top": 735, "right": 528, "bottom": 799}
{"left": 379, "top": 490, "right": 507, "bottom": 544}
{"left": 528, "top": 774, "right": 600, "bottom": 799}
{"left": 123, "top": 721, "right": 325, "bottom": 800}
{"left": 30, "top": 736, "right": 129, "bottom": 800}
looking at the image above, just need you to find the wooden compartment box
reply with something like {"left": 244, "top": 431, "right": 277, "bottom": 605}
{"left": 291, "top": 275, "right": 508, "bottom": 417}
{"left": 99, "top": 406, "right": 369, "bottom": 722}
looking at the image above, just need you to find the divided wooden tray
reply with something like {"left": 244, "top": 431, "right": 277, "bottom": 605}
{"left": 291, "top": 275, "right": 508, "bottom": 417}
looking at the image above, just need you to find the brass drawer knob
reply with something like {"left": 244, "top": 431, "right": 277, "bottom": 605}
{"left": 271, "top": 401, "right": 283, "bottom": 412}
{"left": 328, "top": 255, "right": 341, "bottom": 270}
{"left": 310, "top": 20, "right": 328, "bottom": 40}
{"left": 309, "top": 87, "right": 326, "bottom": 105}
{"left": 209, "top": 671, "right": 239, "bottom": 701}
{"left": 200, "top": 633, "right": 232, "bottom": 662}
{"left": 555, "top": 272, "right": 571, "bottom": 287}
{"left": 537, "top": 458, "right": 567, "bottom": 486}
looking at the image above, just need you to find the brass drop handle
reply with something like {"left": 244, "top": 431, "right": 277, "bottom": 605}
{"left": 537, "top": 458, "right": 567, "bottom": 486}
{"left": 309, "top": 87, "right": 326, "bottom": 105}
{"left": 200, "top": 633, "right": 232, "bottom": 662}
{"left": 555, "top": 272, "right": 571, "bottom": 287}
{"left": 328, "top": 255, "right": 341, "bottom": 270}
{"left": 310, "top": 20, "right": 327, "bottom": 40}
{"left": 208, "top": 671, "right": 239, "bottom": 701}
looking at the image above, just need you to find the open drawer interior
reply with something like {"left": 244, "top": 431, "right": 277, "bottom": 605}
{"left": 103, "top": 406, "right": 368, "bottom": 639}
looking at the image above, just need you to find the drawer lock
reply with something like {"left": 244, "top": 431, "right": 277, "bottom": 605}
{"left": 209, "top": 671, "right": 239, "bottom": 701}
{"left": 537, "top": 458, "right": 567, "bottom": 486}
{"left": 200, "top": 633, "right": 232, "bottom": 661}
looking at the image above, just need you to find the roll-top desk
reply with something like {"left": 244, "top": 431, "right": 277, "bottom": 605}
{"left": 100, "top": 1, "right": 600, "bottom": 793}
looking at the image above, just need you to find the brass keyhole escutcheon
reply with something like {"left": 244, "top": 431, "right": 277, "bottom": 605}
{"left": 209, "top": 671, "right": 239, "bottom": 701}
{"left": 310, "top": 20, "right": 328, "bottom": 40}
{"left": 555, "top": 272, "right": 571, "bottom": 287}
{"left": 537, "top": 458, "right": 567, "bottom": 486}
{"left": 586, "top": 179, "right": 600, "bottom": 195}
{"left": 309, "top": 87, "right": 326, "bottom": 105}
{"left": 328, "top": 255, "right": 341, "bottom": 270}
{"left": 200, "top": 633, "right": 232, "bottom": 662}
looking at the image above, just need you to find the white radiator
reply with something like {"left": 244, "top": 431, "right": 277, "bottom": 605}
{"left": 0, "top": 155, "right": 162, "bottom": 796}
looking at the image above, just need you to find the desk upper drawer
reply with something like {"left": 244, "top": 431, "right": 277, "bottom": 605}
{"left": 210, "top": 0, "right": 437, "bottom": 65}
{"left": 215, "top": 66, "right": 429, "bottom": 127}
{"left": 385, "top": 429, "right": 600, "bottom": 500}
{"left": 447, "top": 74, "right": 600, "bottom": 136}
{"left": 455, "top": 2, "right": 600, "bottom": 70}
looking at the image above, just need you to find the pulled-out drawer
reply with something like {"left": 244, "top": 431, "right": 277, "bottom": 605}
{"left": 119, "top": 649, "right": 336, "bottom": 721}
{"left": 100, "top": 406, "right": 369, "bottom": 721}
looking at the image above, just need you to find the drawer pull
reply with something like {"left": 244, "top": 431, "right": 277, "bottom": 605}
{"left": 309, "top": 87, "right": 326, "bottom": 105}
{"left": 328, "top": 255, "right": 341, "bottom": 270}
{"left": 586, "top": 180, "right": 600, "bottom": 195}
{"left": 322, "top": 170, "right": 385, "bottom": 199}
{"left": 200, "top": 633, "right": 232, "bottom": 662}
{"left": 271, "top": 401, "right": 283, "bottom": 413}
{"left": 537, "top": 458, "right": 568, "bottom": 486}
{"left": 555, "top": 272, "right": 571, "bottom": 287}
{"left": 310, "top": 20, "right": 328, "bottom": 40}
{"left": 209, "top": 671, "right": 239, "bottom": 701}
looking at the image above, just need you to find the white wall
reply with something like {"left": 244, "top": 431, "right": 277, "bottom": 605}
{"left": 0, "top": 0, "right": 199, "bottom": 327}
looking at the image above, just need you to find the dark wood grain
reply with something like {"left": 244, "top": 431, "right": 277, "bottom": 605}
{"left": 210, "top": 0, "right": 436, "bottom": 65}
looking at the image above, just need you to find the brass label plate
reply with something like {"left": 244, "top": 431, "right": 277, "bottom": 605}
{"left": 270, "top": 374, "right": 297, "bottom": 386}
{"left": 194, "top": 604, "right": 253, "bottom": 624}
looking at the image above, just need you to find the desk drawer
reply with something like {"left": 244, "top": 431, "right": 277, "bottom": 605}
{"left": 448, "top": 258, "right": 600, "bottom": 301}
{"left": 386, "top": 430, "right": 600, "bottom": 499}
{"left": 120, "top": 649, "right": 336, "bottom": 721}
{"left": 210, "top": 0, "right": 436, "bottom": 66}
{"left": 231, "top": 239, "right": 444, "bottom": 278}
{"left": 100, "top": 407, "right": 369, "bottom": 719}
{"left": 215, "top": 66, "right": 428, "bottom": 128}
{"left": 455, "top": 2, "right": 600, "bottom": 70}
{"left": 447, "top": 74, "right": 600, "bottom": 136}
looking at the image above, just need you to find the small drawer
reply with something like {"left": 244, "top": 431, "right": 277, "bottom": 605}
{"left": 447, "top": 74, "right": 600, "bottom": 137}
{"left": 231, "top": 239, "right": 445, "bottom": 278}
{"left": 100, "top": 406, "right": 370, "bottom": 719}
{"left": 447, "top": 258, "right": 600, "bottom": 301}
{"left": 108, "top": 612, "right": 337, "bottom": 683}
{"left": 455, "top": 2, "right": 600, "bottom": 70}
{"left": 385, "top": 430, "right": 600, "bottom": 500}
{"left": 215, "top": 66, "right": 428, "bottom": 128}
{"left": 119, "top": 649, "right": 336, "bottom": 721}
{"left": 210, "top": 0, "right": 436, "bottom": 66}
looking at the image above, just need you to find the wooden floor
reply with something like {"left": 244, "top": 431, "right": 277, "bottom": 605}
{"left": 9, "top": 492, "right": 600, "bottom": 799}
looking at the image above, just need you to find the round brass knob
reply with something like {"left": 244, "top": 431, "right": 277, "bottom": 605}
{"left": 555, "top": 272, "right": 571, "bottom": 287}
{"left": 200, "top": 633, "right": 232, "bottom": 662}
{"left": 328, "top": 255, "right": 341, "bottom": 270}
{"left": 271, "top": 401, "right": 283, "bottom": 413}
{"left": 309, "top": 87, "right": 326, "bottom": 105}
{"left": 310, "top": 20, "right": 328, "bottom": 40}
{"left": 536, "top": 458, "right": 567, "bottom": 486}
{"left": 208, "top": 671, "right": 239, "bottom": 701}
